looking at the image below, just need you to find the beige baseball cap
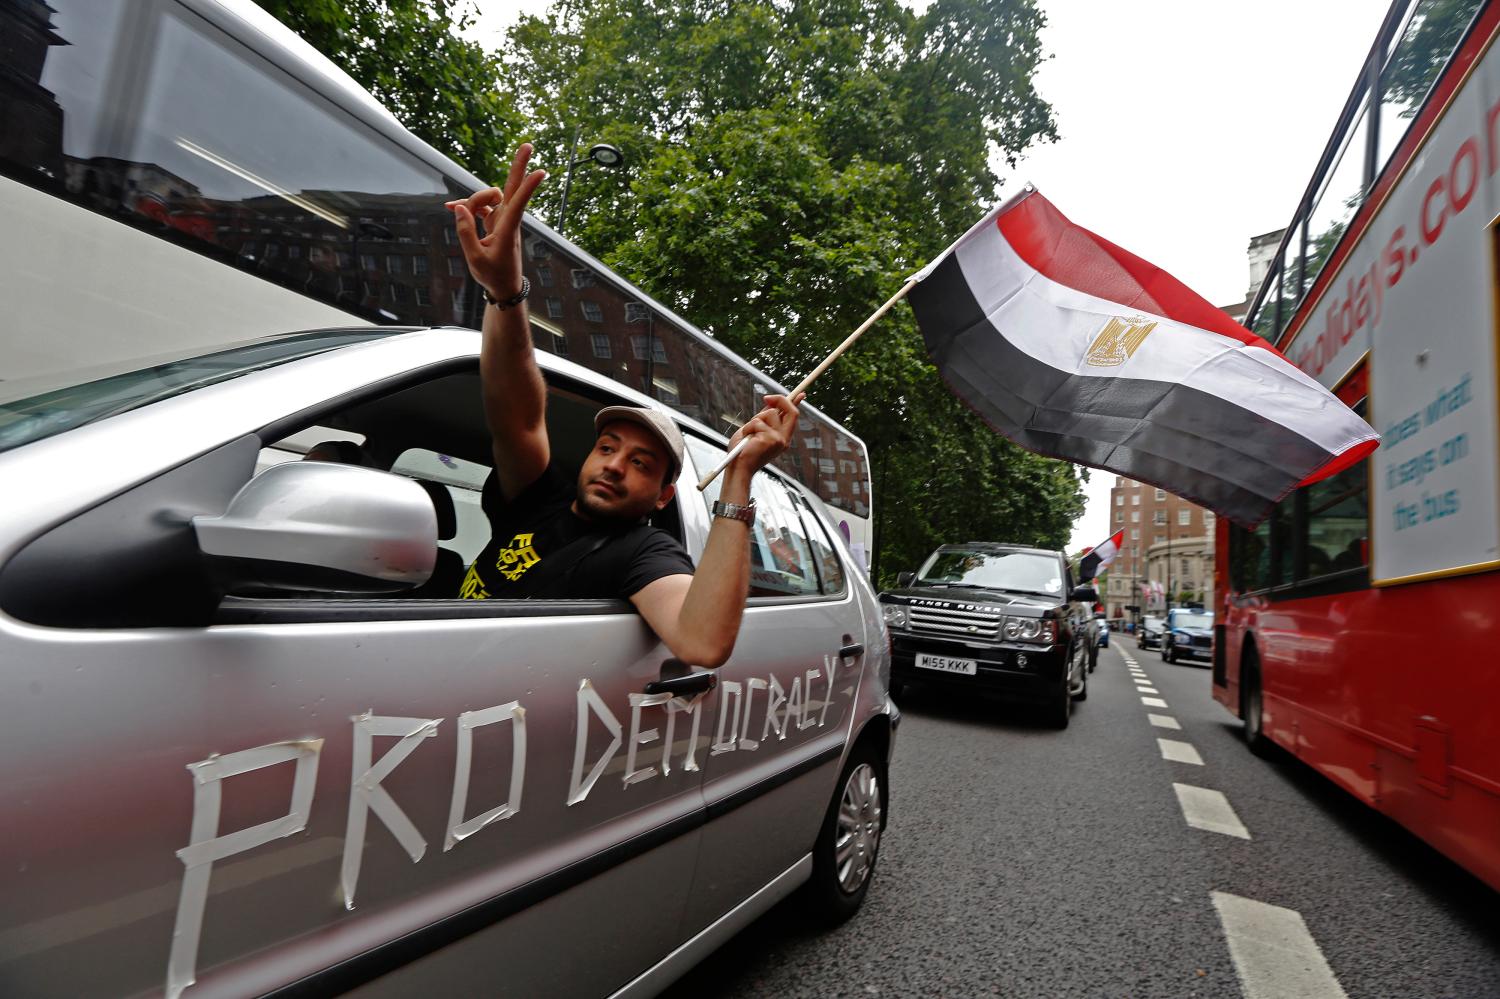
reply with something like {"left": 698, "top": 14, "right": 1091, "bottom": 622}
{"left": 594, "top": 406, "right": 685, "bottom": 481}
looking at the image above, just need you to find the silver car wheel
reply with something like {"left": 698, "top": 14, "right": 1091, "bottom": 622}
{"left": 834, "top": 762, "right": 882, "bottom": 894}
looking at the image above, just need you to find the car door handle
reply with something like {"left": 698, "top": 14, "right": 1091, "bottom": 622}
{"left": 644, "top": 665, "right": 717, "bottom": 698}
{"left": 839, "top": 642, "right": 864, "bottom": 661}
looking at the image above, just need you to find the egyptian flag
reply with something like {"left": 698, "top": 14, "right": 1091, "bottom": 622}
{"left": 1078, "top": 529, "right": 1123, "bottom": 582}
{"left": 906, "top": 189, "right": 1379, "bottom": 526}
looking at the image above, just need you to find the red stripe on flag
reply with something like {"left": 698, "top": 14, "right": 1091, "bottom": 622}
{"left": 995, "top": 193, "right": 1282, "bottom": 353}
{"left": 1295, "top": 437, "right": 1379, "bottom": 487}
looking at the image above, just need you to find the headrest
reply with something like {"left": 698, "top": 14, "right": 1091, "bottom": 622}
{"left": 414, "top": 480, "right": 457, "bottom": 541}
{"left": 305, "top": 440, "right": 372, "bottom": 466}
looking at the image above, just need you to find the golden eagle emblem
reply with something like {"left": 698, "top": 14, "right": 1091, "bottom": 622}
{"left": 1086, "top": 315, "right": 1158, "bottom": 367}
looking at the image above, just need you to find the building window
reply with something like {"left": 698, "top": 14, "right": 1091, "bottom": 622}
{"left": 386, "top": 255, "right": 404, "bottom": 274}
{"left": 1130, "top": 528, "right": 1139, "bottom": 539}
{"left": 1132, "top": 493, "right": 1140, "bottom": 506}
{"left": 1131, "top": 511, "right": 1140, "bottom": 523}
{"left": 625, "top": 302, "right": 650, "bottom": 324}
{"left": 1155, "top": 534, "right": 1165, "bottom": 545}
{"left": 1115, "top": 494, "right": 1124, "bottom": 506}
{"left": 1115, "top": 512, "right": 1124, "bottom": 524}
{"left": 581, "top": 301, "right": 604, "bottom": 323}
{"left": 414, "top": 288, "right": 430, "bottom": 306}
{"left": 287, "top": 244, "right": 302, "bottom": 260}
{"left": 536, "top": 264, "right": 554, "bottom": 287}
{"left": 360, "top": 254, "right": 377, "bottom": 271}
{"left": 1179, "top": 508, "right": 1191, "bottom": 526}
{"left": 652, "top": 376, "right": 679, "bottom": 404}
{"left": 412, "top": 255, "right": 428, "bottom": 276}
{"left": 550, "top": 330, "right": 568, "bottom": 356}
{"left": 803, "top": 436, "right": 823, "bottom": 449}
{"left": 1153, "top": 510, "right": 1166, "bottom": 525}
{"left": 631, "top": 335, "right": 669, "bottom": 363}
{"left": 1155, "top": 488, "right": 1166, "bottom": 500}
{"left": 546, "top": 297, "right": 564, "bottom": 319}
{"left": 571, "top": 268, "right": 596, "bottom": 289}
{"left": 591, "top": 333, "right": 611, "bottom": 358}
{"left": 526, "top": 236, "right": 549, "bottom": 260}
{"left": 448, "top": 257, "right": 466, "bottom": 276}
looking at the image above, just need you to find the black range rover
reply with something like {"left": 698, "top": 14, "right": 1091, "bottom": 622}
{"left": 880, "top": 543, "right": 1098, "bottom": 728}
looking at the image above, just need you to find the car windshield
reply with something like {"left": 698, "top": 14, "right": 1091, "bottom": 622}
{"left": 1144, "top": 617, "right": 1163, "bottom": 629}
{"left": 916, "top": 549, "right": 1063, "bottom": 595}
{"left": 0, "top": 330, "right": 393, "bottom": 454}
{"left": 1173, "top": 613, "right": 1213, "bottom": 629}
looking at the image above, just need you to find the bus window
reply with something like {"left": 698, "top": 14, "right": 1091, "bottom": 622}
{"left": 1300, "top": 399, "right": 1371, "bottom": 578}
{"left": 1228, "top": 398, "right": 1370, "bottom": 594}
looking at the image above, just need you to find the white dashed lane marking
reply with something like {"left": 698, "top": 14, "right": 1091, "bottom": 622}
{"left": 1211, "top": 891, "right": 1349, "bottom": 999}
{"left": 1139, "top": 687, "right": 1160, "bottom": 695}
{"left": 1173, "top": 783, "right": 1250, "bottom": 839}
{"left": 1147, "top": 713, "right": 1180, "bottom": 730}
{"left": 1141, "top": 696, "right": 1168, "bottom": 707}
{"left": 1157, "top": 738, "right": 1203, "bottom": 765}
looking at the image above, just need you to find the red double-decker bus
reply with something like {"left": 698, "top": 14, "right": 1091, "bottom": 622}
{"left": 1215, "top": 0, "right": 1500, "bottom": 893}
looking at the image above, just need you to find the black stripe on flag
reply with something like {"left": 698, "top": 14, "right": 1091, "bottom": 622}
{"left": 909, "top": 252, "right": 1332, "bottom": 525}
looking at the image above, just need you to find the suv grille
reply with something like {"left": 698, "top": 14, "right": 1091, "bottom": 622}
{"left": 1191, "top": 635, "right": 1212, "bottom": 648}
{"left": 907, "top": 605, "right": 1002, "bottom": 641}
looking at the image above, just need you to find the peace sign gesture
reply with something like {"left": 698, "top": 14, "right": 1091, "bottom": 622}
{"left": 445, "top": 143, "right": 548, "bottom": 303}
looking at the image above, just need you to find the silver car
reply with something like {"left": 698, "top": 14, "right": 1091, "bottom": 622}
{"left": 0, "top": 328, "right": 895, "bottom": 998}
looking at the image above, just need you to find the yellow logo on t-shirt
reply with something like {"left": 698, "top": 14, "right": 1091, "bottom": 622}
{"left": 458, "top": 564, "right": 489, "bottom": 599}
{"left": 497, "top": 532, "right": 541, "bottom": 581}
{"left": 458, "top": 532, "right": 544, "bottom": 600}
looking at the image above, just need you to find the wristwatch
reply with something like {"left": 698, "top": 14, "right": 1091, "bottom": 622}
{"left": 483, "top": 275, "right": 530, "bottom": 310}
{"left": 711, "top": 498, "right": 757, "bottom": 526}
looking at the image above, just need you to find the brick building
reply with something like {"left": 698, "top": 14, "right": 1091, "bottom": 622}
{"left": 1100, "top": 476, "right": 1216, "bottom": 623}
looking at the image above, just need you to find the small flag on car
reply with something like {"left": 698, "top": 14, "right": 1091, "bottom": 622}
{"left": 1078, "top": 529, "right": 1123, "bottom": 582}
{"left": 905, "top": 188, "right": 1379, "bottom": 526}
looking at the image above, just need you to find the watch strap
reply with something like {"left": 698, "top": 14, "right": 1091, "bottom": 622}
{"left": 711, "top": 498, "right": 757, "bottom": 526}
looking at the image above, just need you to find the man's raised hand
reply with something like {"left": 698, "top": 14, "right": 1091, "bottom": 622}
{"left": 728, "top": 393, "right": 806, "bottom": 475}
{"left": 446, "top": 143, "right": 547, "bottom": 302}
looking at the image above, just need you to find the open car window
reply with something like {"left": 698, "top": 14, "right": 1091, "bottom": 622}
{"left": 251, "top": 368, "right": 685, "bottom": 601}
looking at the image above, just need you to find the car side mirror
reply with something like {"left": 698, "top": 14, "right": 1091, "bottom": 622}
{"left": 896, "top": 571, "right": 915, "bottom": 588}
{"left": 1070, "top": 585, "right": 1099, "bottom": 604}
{"left": 193, "top": 462, "right": 437, "bottom": 595}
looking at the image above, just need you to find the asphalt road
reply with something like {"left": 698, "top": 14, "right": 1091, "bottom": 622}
{"left": 661, "top": 641, "right": 1500, "bottom": 999}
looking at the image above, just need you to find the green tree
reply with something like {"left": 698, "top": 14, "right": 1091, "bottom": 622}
{"left": 260, "top": 0, "right": 1086, "bottom": 584}
{"left": 254, "top": 0, "right": 519, "bottom": 182}
{"left": 502, "top": 0, "right": 1081, "bottom": 583}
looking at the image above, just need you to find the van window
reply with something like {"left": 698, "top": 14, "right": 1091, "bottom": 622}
{"left": 685, "top": 435, "right": 848, "bottom": 599}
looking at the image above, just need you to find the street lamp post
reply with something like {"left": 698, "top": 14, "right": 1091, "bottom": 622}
{"left": 1166, "top": 501, "right": 1175, "bottom": 611}
{"left": 555, "top": 126, "right": 625, "bottom": 236}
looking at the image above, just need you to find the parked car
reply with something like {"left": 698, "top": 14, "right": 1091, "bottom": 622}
{"left": 1095, "top": 611, "right": 1110, "bottom": 649}
{"left": 1163, "top": 607, "right": 1215, "bottom": 665}
{"left": 879, "top": 544, "right": 1096, "bottom": 728}
{"left": 0, "top": 329, "right": 895, "bottom": 998}
{"left": 1138, "top": 615, "right": 1165, "bottom": 650}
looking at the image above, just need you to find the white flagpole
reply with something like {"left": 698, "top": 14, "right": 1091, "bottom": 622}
{"left": 696, "top": 277, "right": 918, "bottom": 492}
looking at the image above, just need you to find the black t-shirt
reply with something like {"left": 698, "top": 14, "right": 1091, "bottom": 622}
{"left": 457, "top": 464, "right": 694, "bottom": 600}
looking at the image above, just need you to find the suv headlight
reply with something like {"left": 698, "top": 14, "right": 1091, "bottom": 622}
{"left": 1002, "top": 617, "right": 1056, "bottom": 643}
{"left": 882, "top": 604, "right": 908, "bottom": 629}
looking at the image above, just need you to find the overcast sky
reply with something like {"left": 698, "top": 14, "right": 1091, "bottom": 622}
{"left": 465, "top": 0, "right": 1391, "bottom": 551}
